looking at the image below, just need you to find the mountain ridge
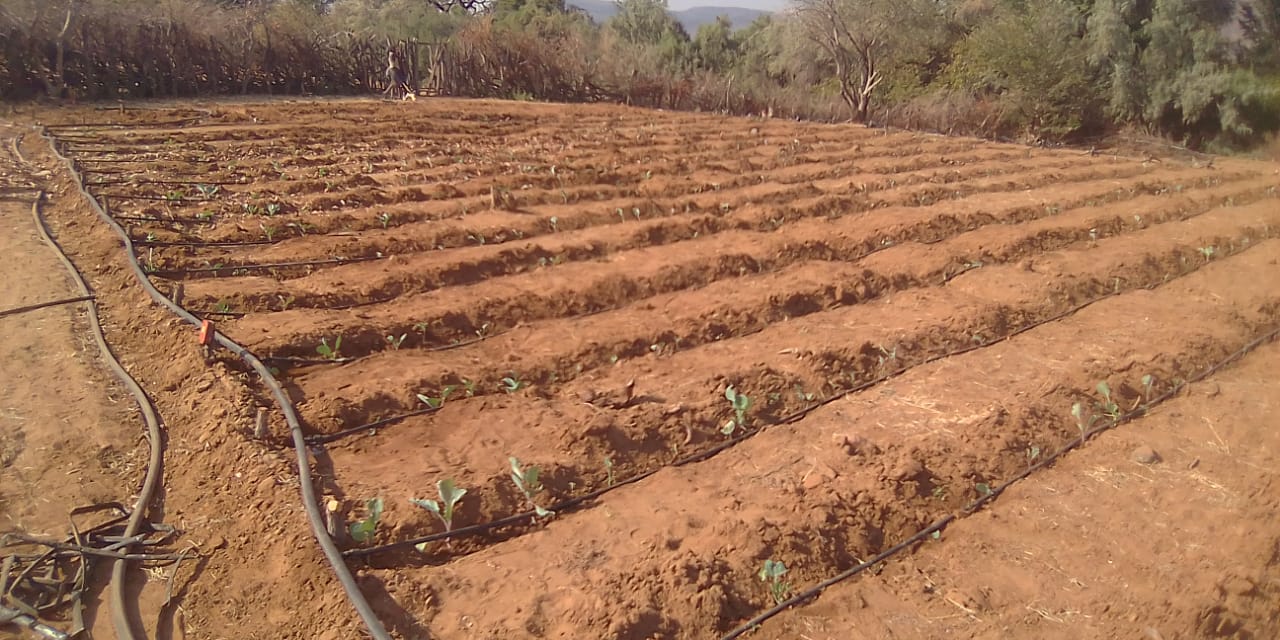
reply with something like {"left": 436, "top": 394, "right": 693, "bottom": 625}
{"left": 567, "top": 0, "right": 771, "bottom": 32}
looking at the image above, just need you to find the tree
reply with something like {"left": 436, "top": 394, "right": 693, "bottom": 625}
{"left": 948, "top": 0, "right": 1101, "bottom": 138}
{"left": 692, "top": 15, "right": 736, "bottom": 73}
{"left": 792, "top": 0, "right": 943, "bottom": 122}
{"left": 607, "top": 0, "right": 691, "bottom": 70}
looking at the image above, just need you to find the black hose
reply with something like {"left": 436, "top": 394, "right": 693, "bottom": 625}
{"left": 0, "top": 294, "right": 95, "bottom": 319}
{"left": 29, "top": 192, "right": 164, "bottom": 640}
{"left": 39, "top": 128, "right": 393, "bottom": 640}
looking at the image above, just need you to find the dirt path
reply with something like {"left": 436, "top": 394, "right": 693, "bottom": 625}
{"left": 0, "top": 126, "right": 141, "bottom": 637}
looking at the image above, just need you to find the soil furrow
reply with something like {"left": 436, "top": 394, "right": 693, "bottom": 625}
{"left": 347, "top": 237, "right": 1280, "bottom": 640}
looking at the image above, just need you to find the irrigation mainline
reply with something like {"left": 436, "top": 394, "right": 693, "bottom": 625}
{"left": 27, "top": 190, "right": 166, "bottom": 640}
{"left": 718, "top": 323, "right": 1280, "bottom": 640}
{"left": 0, "top": 294, "right": 95, "bottom": 319}
{"left": 41, "top": 128, "right": 393, "bottom": 640}
{"left": 344, "top": 232, "right": 1268, "bottom": 560}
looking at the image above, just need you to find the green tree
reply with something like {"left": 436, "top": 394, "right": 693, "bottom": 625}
{"left": 692, "top": 15, "right": 736, "bottom": 73}
{"left": 948, "top": 0, "right": 1101, "bottom": 138}
{"left": 607, "top": 0, "right": 691, "bottom": 70}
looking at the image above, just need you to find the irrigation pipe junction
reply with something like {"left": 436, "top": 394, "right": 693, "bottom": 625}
{"left": 14, "top": 119, "right": 1279, "bottom": 639}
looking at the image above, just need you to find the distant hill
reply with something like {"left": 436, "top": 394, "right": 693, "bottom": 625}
{"left": 567, "top": 0, "right": 771, "bottom": 32}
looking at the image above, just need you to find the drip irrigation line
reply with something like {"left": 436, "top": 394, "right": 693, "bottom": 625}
{"left": 0, "top": 294, "right": 95, "bottom": 319}
{"left": 27, "top": 191, "right": 165, "bottom": 640}
{"left": 40, "top": 128, "right": 393, "bottom": 640}
{"left": 346, "top": 247, "right": 1256, "bottom": 560}
{"left": 114, "top": 214, "right": 216, "bottom": 223}
{"left": 718, "top": 323, "right": 1280, "bottom": 640}
{"left": 46, "top": 118, "right": 202, "bottom": 129}
{"left": 92, "top": 193, "right": 217, "bottom": 202}
{"left": 88, "top": 178, "right": 240, "bottom": 187}
{"left": 149, "top": 255, "right": 381, "bottom": 278}
{"left": 134, "top": 239, "right": 273, "bottom": 248}
{"left": 306, "top": 407, "right": 439, "bottom": 445}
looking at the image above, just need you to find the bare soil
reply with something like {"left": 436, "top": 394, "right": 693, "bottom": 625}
{"left": 3, "top": 97, "right": 1278, "bottom": 639}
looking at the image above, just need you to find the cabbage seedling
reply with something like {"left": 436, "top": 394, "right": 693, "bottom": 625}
{"left": 758, "top": 559, "right": 790, "bottom": 604}
{"left": 501, "top": 375, "right": 526, "bottom": 394}
{"left": 1095, "top": 381, "right": 1120, "bottom": 420}
{"left": 416, "top": 386, "right": 454, "bottom": 408}
{"left": 1141, "top": 374, "right": 1154, "bottom": 402}
{"left": 378, "top": 212, "right": 392, "bottom": 229}
{"left": 348, "top": 497, "right": 383, "bottom": 544}
{"left": 316, "top": 336, "right": 343, "bottom": 360}
{"left": 509, "top": 456, "right": 553, "bottom": 518}
{"left": 386, "top": 333, "right": 407, "bottom": 350}
{"left": 722, "top": 386, "right": 752, "bottom": 435}
{"left": 411, "top": 479, "right": 467, "bottom": 535}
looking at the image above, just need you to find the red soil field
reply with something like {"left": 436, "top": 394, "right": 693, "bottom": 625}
{"left": 4, "top": 98, "right": 1278, "bottom": 640}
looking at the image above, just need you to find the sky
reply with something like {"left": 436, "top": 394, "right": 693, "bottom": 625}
{"left": 665, "top": 0, "right": 788, "bottom": 12}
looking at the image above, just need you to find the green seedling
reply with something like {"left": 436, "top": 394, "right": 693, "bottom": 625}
{"left": 604, "top": 456, "right": 615, "bottom": 487}
{"left": 197, "top": 210, "right": 214, "bottom": 222}
{"left": 145, "top": 232, "right": 157, "bottom": 242}
{"left": 276, "top": 294, "right": 295, "bottom": 311}
{"left": 214, "top": 299, "right": 232, "bottom": 314}
{"left": 196, "top": 184, "right": 220, "bottom": 198}
{"left": 260, "top": 223, "right": 277, "bottom": 242}
{"left": 975, "top": 482, "right": 993, "bottom": 497}
{"left": 386, "top": 333, "right": 407, "bottom": 350}
{"left": 348, "top": 497, "right": 383, "bottom": 544}
{"left": 1199, "top": 246, "right": 1216, "bottom": 261}
{"left": 758, "top": 559, "right": 791, "bottom": 605}
{"left": 509, "top": 456, "right": 553, "bottom": 518}
{"left": 288, "top": 221, "right": 314, "bottom": 236}
{"left": 242, "top": 203, "right": 261, "bottom": 215}
{"left": 1141, "top": 374, "right": 1155, "bottom": 403}
{"left": 1026, "top": 445, "right": 1041, "bottom": 462}
{"left": 1071, "top": 401, "right": 1097, "bottom": 442}
{"left": 266, "top": 202, "right": 282, "bottom": 216}
{"left": 721, "top": 385, "right": 752, "bottom": 436}
{"left": 164, "top": 189, "right": 185, "bottom": 203}
{"left": 410, "top": 479, "right": 467, "bottom": 540}
{"left": 416, "top": 386, "right": 454, "bottom": 409}
{"left": 316, "top": 336, "right": 343, "bottom": 360}
{"left": 378, "top": 212, "right": 392, "bottom": 229}
{"left": 461, "top": 379, "right": 477, "bottom": 397}
{"left": 1095, "top": 381, "right": 1121, "bottom": 420}
{"left": 501, "top": 375, "right": 526, "bottom": 394}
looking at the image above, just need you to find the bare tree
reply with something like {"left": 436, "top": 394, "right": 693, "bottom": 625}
{"left": 792, "top": 0, "right": 941, "bottom": 122}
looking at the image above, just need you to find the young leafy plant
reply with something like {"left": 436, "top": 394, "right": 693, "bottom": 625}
{"left": 348, "top": 497, "right": 383, "bottom": 545}
{"left": 386, "top": 333, "right": 407, "bottom": 350}
{"left": 721, "top": 385, "right": 752, "bottom": 436}
{"left": 411, "top": 479, "right": 467, "bottom": 536}
{"left": 604, "top": 456, "right": 615, "bottom": 487}
{"left": 758, "top": 559, "right": 791, "bottom": 605}
{"left": 1095, "top": 381, "right": 1121, "bottom": 420}
{"left": 1071, "top": 401, "right": 1097, "bottom": 442}
{"left": 416, "top": 385, "right": 455, "bottom": 409}
{"left": 509, "top": 456, "right": 553, "bottom": 518}
{"left": 500, "top": 375, "right": 526, "bottom": 394}
{"left": 1141, "top": 374, "right": 1154, "bottom": 403}
{"left": 316, "top": 336, "right": 343, "bottom": 360}
{"left": 378, "top": 212, "right": 392, "bottom": 229}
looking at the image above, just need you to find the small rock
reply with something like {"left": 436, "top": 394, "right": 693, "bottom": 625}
{"left": 1132, "top": 445, "right": 1161, "bottom": 465}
